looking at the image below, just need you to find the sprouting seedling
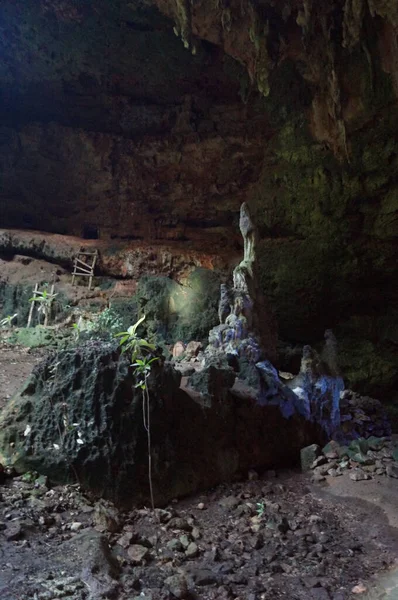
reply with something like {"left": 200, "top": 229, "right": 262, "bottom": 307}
{"left": 256, "top": 501, "right": 265, "bottom": 517}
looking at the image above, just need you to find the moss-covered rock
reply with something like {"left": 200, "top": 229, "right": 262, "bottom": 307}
{"left": 0, "top": 340, "right": 321, "bottom": 506}
{"left": 7, "top": 326, "right": 58, "bottom": 348}
{"left": 134, "top": 268, "right": 220, "bottom": 345}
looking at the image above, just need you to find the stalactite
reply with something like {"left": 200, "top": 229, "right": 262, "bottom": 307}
{"left": 248, "top": 6, "right": 272, "bottom": 97}
{"left": 172, "top": 0, "right": 197, "bottom": 55}
{"left": 368, "top": 0, "right": 398, "bottom": 28}
{"left": 343, "top": 0, "right": 366, "bottom": 48}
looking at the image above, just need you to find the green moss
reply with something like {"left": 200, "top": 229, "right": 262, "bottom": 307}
{"left": 8, "top": 326, "right": 58, "bottom": 348}
{"left": 338, "top": 335, "right": 397, "bottom": 396}
{"left": 133, "top": 268, "right": 220, "bottom": 345}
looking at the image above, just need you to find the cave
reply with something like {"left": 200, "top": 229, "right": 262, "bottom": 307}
{"left": 82, "top": 223, "right": 100, "bottom": 240}
{"left": 0, "top": 1, "right": 397, "bottom": 598}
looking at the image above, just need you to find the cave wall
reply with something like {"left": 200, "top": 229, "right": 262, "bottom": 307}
{"left": 0, "top": 0, "right": 397, "bottom": 399}
{"left": 0, "top": 0, "right": 265, "bottom": 247}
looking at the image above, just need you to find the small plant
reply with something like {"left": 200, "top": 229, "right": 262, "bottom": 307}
{"left": 256, "top": 501, "right": 265, "bottom": 517}
{"left": 72, "top": 316, "right": 95, "bottom": 340}
{"left": 115, "top": 315, "right": 157, "bottom": 362}
{"left": 96, "top": 307, "right": 123, "bottom": 333}
{"left": 116, "top": 315, "right": 159, "bottom": 512}
{"left": 29, "top": 288, "right": 58, "bottom": 326}
{"left": 0, "top": 313, "right": 18, "bottom": 329}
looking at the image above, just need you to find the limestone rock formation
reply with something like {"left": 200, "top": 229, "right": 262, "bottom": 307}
{"left": 0, "top": 340, "right": 320, "bottom": 506}
{"left": 207, "top": 202, "right": 277, "bottom": 365}
{"left": 287, "top": 344, "right": 344, "bottom": 438}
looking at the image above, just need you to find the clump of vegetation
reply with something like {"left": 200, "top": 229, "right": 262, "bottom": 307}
{"left": 29, "top": 287, "right": 58, "bottom": 327}
{"left": 73, "top": 307, "right": 124, "bottom": 341}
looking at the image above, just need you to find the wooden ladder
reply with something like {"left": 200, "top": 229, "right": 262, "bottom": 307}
{"left": 71, "top": 250, "right": 98, "bottom": 290}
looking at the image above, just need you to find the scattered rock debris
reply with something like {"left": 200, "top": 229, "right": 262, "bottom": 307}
{"left": 304, "top": 436, "right": 398, "bottom": 484}
{"left": 1, "top": 468, "right": 397, "bottom": 600}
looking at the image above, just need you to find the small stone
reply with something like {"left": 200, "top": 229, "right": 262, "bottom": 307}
{"left": 179, "top": 534, "right": 191, "bottom": 549}
{"left": 351, "top": 452, "right": 375, "bottom": 466}
{"left": 301, "top": 444, "right": 321, "bottom": 472}
{"left": 94, "top": 502, "right": 120, "bottom": 533}
{"left": 117, "top": 532, "right": 133, "bottom": 548}
{"left": 386, "top": 463, "right": 398, "bottom": 478}
{"left": 70, "top": 522, "right": 83, "bottom": 532}
{"left": 349, "top": 439, "right": 369, "bottom": 455}
{"left": 127, "top": 544, "right": 149, "bottom": 564}
{"left": 197, "top": 502, "right": 205, "bottom": 510}
{"left": 352, "top": 583, "right": 367, "bottom": 594}
{"left": 219, "top": 496, "right": 240, "bottom": 510}
{"left": 5, "top": 522, "right": 22, "bottom": 541}
{"left": 167, "top": 539, "right": 183, "bottom": 552}
{"left": 311, "top": 473, "right": 326, "bottom": 483}
{"left": 165, "top": 574, "right": 189, "bottom": 599}
{"left": 167, "top": 517, "right": 192, "bottom": 531}
{"left": 327, "top": 468, "right": 341, "bottom": 477}
{"left": 185, "top": 341, "right": 202, "bottom": 358}
{"left": 311, "top": 456, "right": 327, "bottom": 469}
{"left": 324, "top": 451, "right": 338, "bottom": 460}
{"left": 172, "top": 341, "right": 185, "bottom": 358}
{"left": 322, "top": 441, "right": 341, "bottom": 456}
{"left": 368, "top": 437, "right": 386, "bottom": 451}
{"left": 248, "top": 469, "right": 259, "bottom": 480}
{"left": 349, "top": 469, "right": 370, "bottom": 481}
{"left": 185, "top": 542, "right": 199, "bottom": 558}
{"left": 35, "top": 475, "right": 49, "bottom": 488}
{"left": 191, "top": 527, "right": 201, "bottom": 540}
{"left": 192, "top": 569, "right": 218, "bottom": 586}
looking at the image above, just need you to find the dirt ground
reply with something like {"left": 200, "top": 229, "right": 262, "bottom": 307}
{"left": 0, "top": 341, "right": 46, "bottom": 410}
{"left": 0, "top": 344, "right": 398, "bottom": 600}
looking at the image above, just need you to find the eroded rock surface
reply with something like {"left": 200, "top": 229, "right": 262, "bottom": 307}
{"left": 0, "top": 341, "right": 320, "bottom": 506}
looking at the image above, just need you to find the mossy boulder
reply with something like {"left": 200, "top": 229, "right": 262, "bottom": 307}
{"left": 134, "top": 268, "right": 220, "bottom": 345}
{"left": 0, "top": 339, "right": 321, "bottom": 507}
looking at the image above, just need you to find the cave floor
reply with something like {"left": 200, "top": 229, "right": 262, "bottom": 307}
{"left": 0, "top": 345, "right": 398, "bottom": 600}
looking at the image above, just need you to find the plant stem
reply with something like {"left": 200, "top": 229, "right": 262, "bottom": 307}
{"left": 144, "top": 375, "right": 155, "bottom": 512}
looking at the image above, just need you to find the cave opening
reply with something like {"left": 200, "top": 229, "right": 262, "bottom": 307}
{"left": 82, "top": 224, "right": 100, "bottom": 240}
{"left": 0, "top": 3, "right": 397, "bottom": 596}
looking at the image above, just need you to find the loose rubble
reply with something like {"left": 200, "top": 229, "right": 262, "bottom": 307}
{"left": 303, "top": 436, "right": 398, "bottom": 483}
{"left": 0, "top": 467, "right": 397, "bottom": 600}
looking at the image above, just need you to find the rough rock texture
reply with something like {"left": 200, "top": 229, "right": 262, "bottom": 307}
{"left": 0, "top": 341, "right": 320, "bottom": 506}
{"left": 0, "top": 0, "right": 397, "bottom": 403}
